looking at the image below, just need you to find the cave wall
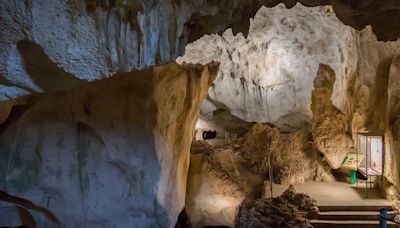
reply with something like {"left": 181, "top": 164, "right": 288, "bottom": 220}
{"left": 345, "top": 28, "right": 400, "bottom": 202}
{"left": 0, "top": 62, "right": 217, "bottom": 227}
{"left": 0, "top": 0, "right": 261, "bottom": 100}
{"left": 179, "top": 4, "right": 400, "bottom": 225}
{"left": 178, "top": 3, "right": 400, "bottom": 167}
{"left": 2, "top": 0, "right": 400, "bottom": 226}
{"left": 0, "top": 0, "right": 191, "bottom": 98}
{"left": 384, "top": 49, "right": 400, "bottom": 207}
{"left": 177, "top": 4, "right": 357, "bottom": 132}
{"left": 186, "top": 145, "right": 249, "bottom": 227}
{"left": 184, "top": 67, "right": 339, "bottom": 228}
{"left": 1, "top": 0, "right": 400, "bottom": 100}
{"left": 311, "top": 64, "right": 351, "bottom": 169}
{"left": 349, "top": 28, "right": 400, "bottom": 134}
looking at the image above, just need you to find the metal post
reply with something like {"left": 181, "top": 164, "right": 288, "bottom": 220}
{"left": 269, "top": 165, "right": 273, "bottom": 198}
{"left": 366, "top": 136, "right": 369, "bottom": 198}
{"left": 268, "top": 156, "right": 273, "bottom": 198}
{"left": 379, "top": 208, "right": 388, "bottom": 228}
{"left": 356, "top": 135, "right": 359, "bottom": 188}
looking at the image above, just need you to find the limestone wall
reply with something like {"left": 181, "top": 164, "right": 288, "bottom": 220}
{"left": 0, "top": 62, "right": 217, "bottom": 227}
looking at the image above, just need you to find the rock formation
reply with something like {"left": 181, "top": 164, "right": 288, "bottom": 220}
{"left": 384, "top": 49, "right": 400, "bottom": 210}
{"left": 185, "top": 123, "right": 333, "bottom": 227}
{"left": 1, "top": 0, "right": 400, "bottom": 100}
{"left": 179, "top": 3, "right": 400, "bottom": 169}
{"left": 177, "top": 4, "right": 358, "bottom": 132}
{"left": 311, "top": 64, "right": 352, "bottom": 169}
{"left": 2, "top": 1, "right": 400, "bottom": 227}
{"left": 181, "top": 147, "right": 245, "bottom": 227}
{"left": 0, "top": 62, "right": 217, "bottom": 227}
{"left": 238, "top": 123, "right": 334, "bottom": 184}
{"left": 237, "top": 185, "right": 318, "bottom": 228}
{"left": 345, "top": 28, "right": 400, "bottom": 205}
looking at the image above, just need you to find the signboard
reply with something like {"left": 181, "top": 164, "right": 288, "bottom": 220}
{"left": 341, "top": 153, "right": 364, "bottom": 171}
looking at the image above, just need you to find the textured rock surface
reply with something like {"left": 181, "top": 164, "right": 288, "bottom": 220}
{"left": 186, "top": 124, "right": 332, "bottom": 227}
{"left": 0, "top": 0, "right": 290, "bottom": 100}
{"left": 0, "top": 62, "right": 217, "bottom": 227}
{"left": 237, "top": 185, "right": 317, "bottom": 228}
{"left": 383, "top": 49, "right": 400, "bottom": 210}
{"left": 262, "top": 0, "right": 400, "bottom": 41}
{"left": 2, "top": 0, "right": 400, "bottom": 226}
{"left": 237, "top": 123, "right": 334, "bottom": 183}
{"left": 177, "top": 4, "right": 358, "bottom": 131}
{"left": 0, "top": 0, "right": 254, "bottom": 99}
{"left": 311, "top": 64, "right": 352, "bottom": 169}
{"left": 180, "top": 4, "right": 400, "bottom": 173}
{"left": 349, "top": 28, "right": 400, "bottom": 134}
{"left": 328, "top": 0, "right": 400, "bottom": 41}
{"left": 342, "top": 29, "right": 400, "bottom": 203}
{"left": 1, "top": 0, "right": 400, "bottom": 100}
{"left": 196, "top": 108, "right": 254, "bottom": 136}
{"left": 186, "top": 142, "right": 261, "bottom": 227}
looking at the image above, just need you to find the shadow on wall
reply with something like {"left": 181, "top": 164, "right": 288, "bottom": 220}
{"left": 0, "top": 73, "right": 36, "bottom": 97}
{"left": 17, "top": 39, "right": 85, "bottom": 92}
{"left": 0, "top": 66, "right": 175, "bottom": 227}
{"left": 0, "top": 189, "right": 60, "bottom": 227}
{"left": 364, "top": 57, "right": 392, "bottom": 132}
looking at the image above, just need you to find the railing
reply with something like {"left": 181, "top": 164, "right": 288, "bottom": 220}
{"left": 379, "top": 208, "right": 400, "bottom": 228}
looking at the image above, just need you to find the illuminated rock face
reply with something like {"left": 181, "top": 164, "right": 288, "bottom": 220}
{"left": 0, "top": 63, "right": 217, "bottom": 227}
{"left": 2, "top": 1, "right": 400, "bottom": 227}
{"left": 349, "top": 35, "right": 400, "bottom": 206}
{"left": 186, "top": 150, "right": 248, "bottom": 227}
{"left": 177, "top": 4, "right": 357, "bottom": 131}
{"left": 311, "top": 64, "right": 351, "bottom": 169}
{"left": 2, "top": 0, "right": 400, "bottom": 100}
{"left": 186, "top": 124, "right": 334, "bottom": 227}
{"left": 178, "top": 4, "right": 400, "bottom": 168}
{"left": 386, "top": 49, "right": 400, "bottom": 206}
{"left": 239, "top": 123, "right": 334, "bottom": 184}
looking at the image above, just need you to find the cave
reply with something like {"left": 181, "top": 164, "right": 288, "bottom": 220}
{"left": 1, "top": 0, "right": 400, "bottom": 228}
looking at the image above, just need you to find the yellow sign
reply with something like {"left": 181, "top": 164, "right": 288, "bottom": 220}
{"left": 341, "top": 153, "right": 364, "bottom": 171}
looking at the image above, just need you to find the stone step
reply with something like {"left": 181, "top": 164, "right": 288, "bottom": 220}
{"left": 318, "top": 205, "right": 393, "bottom": 212}
{"left": 317, "top": 211, "right": 393, "bottom": 220}
{"left": 310, "top": 219, "right": 398, "bottom": 228}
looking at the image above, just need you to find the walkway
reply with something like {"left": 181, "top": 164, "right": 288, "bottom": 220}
{"left": 265, "top": 181, "right": 390, "bottom": 206}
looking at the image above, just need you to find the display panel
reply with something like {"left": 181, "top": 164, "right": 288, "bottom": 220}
{"left": 357, "top": 134, "right": 383, "bottom": 176}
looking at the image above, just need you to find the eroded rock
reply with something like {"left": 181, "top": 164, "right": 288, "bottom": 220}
{"left": 236, "top": 185, "right": 318, "bottom": 228}
{"left": 186, "top": 144, "right": 257, "bottom": 227}
{"left": 185, "top": 124, "right": 332, "bottom": 227}
{"left": 238, "top": 123, "right": 334, "bottom": 183}
{"left": 311, "top": 64, "right": 352, "bottom": 169}
{"left": 383, "top": 49, "right": 400, "bottom": 210}
{"left": 177, "top": 4, "right": 357, "bottom": 131}
{"left": 2, "top": 0, "right": 400, "bottom": 100}
{"left": 0, "top": 62, "right": 217, "bottom": 227}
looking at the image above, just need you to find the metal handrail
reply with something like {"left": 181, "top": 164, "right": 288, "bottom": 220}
{"left": 379, "top": 209, "right": 400, "bottom": 227}
{"left": 378, "top": 215, "right": 400, "bottom": 225}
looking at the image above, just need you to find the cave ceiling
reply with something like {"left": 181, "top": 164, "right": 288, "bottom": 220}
{"left": 0, "top": 0, "right": 399, "bottom": 100}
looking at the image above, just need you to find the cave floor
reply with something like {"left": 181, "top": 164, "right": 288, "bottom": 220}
{"left": 266, "top": 181, "right": 390, "bottom": 207}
